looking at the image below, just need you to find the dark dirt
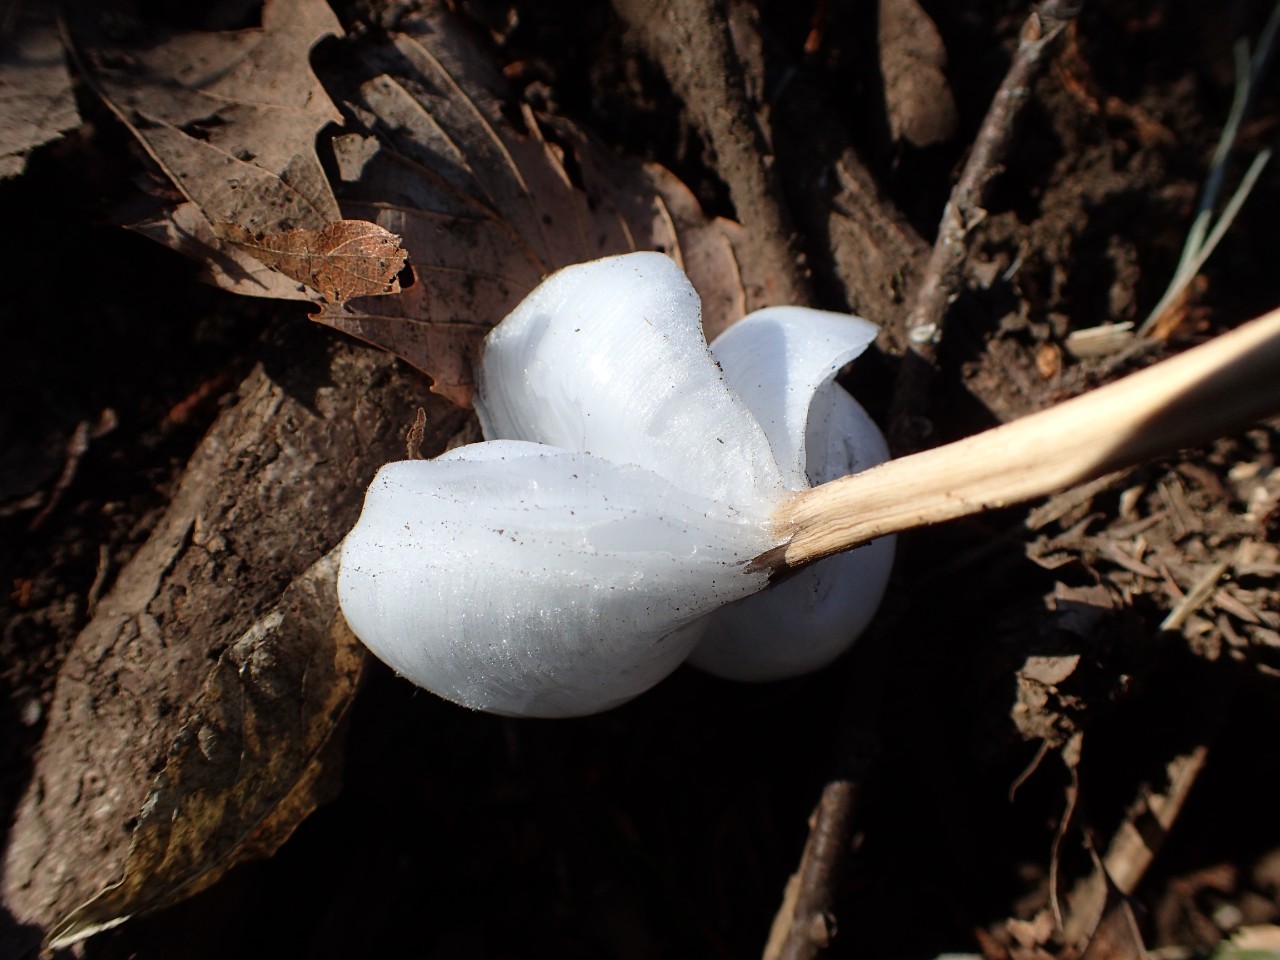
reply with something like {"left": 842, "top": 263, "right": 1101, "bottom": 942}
{"left": 2, "top": 1, "right": 1279, "bottom": 958}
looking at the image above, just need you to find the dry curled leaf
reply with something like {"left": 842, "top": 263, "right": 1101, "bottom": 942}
{"left": 80, "top": 0, "right": 744, "bottom": 408}
{"left": 0, "top": 8, "right": 80, "bottom": 178}
{"left": 308, "top": 11, "right": 744, "bottom": 406}
{"left": 2, "top": 348, "right": 433, "bottom": 943}
{"left": 133, "top": 201, "right": 320, "bottom": 301}
{"left": 66, "top": 0, "right": 343, "bottom": 233}
{"left": 214, "top": 220, "right": 408, "bottom": 304}
{"left": 46, "top": 551, "right": 363, "bottom": 949}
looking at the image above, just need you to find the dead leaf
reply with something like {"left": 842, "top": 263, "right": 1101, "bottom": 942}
{"left": 309, "top": 14, "right": 745, "bottom": 405}
{"left": 133, "top": 201, "right": 319, "bottom": 302}
{"left": 66, "top": 0, "right": 343, "bottom": 232}
{"left": 47, "top": 550, "right": 363, "bottom": 949}
{"left": 0, "top": 8, "right": 80, "bottom": 178}
{"left": 214, "top": 220, "right": 408, "bottom": 304}
{"left": 1079, "top": 896, "right": 1149, "bottom": 960}
{"left": 85, "top": 1, "right": 744, "bottom": 408}
{"left": 2, "top": 348, "right": 440, "bottom": 938}
{"left": 314, "top": 299, "right": 487, "bottom": 409}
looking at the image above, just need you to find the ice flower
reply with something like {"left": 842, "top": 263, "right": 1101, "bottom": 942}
{"left": 338, "top": 252, "right": 894, "bottom": 717}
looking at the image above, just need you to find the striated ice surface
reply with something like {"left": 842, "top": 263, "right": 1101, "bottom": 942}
{"left": 337, "top": 442, "right": 776, "bottom": 717}
{"left": 706, "top": 306, "right": 879, "bottom": 488}
{"left": 688, "top": 308, "right": 895, "bottom": 681}
{"left": 339, "top": 254, "right": 897, "bottom": 715}
{"left": 476, "top": 252, "right": 787, "bottom": 515}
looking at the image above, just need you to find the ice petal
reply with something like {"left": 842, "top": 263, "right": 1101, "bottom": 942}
{"left": 690, "top": 310, "right": 893, "bottom": 681}
{"left": 476, "top": 252, "right": 786, "bottom": 512}
{"left": 707, "top": 306, "right": 879, "bottom": 489}
{"left": 338, "top": 440, "right": 778, "bottom": 717}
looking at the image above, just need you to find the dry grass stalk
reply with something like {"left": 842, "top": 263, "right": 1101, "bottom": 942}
{"left": 772, "top": 307, "right": 1280, "bottom": 572}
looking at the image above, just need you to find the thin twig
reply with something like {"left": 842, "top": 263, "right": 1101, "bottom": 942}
{"left": 763, "top": 780, "right": 860, "bottom": 960}
{"left": 889, "top": 0, "right": 1080, "bottom": 451}
{"left": 762, "top": 610, "right": 896, "bottom": 960}
{"left": 765, "top": 306, "right": 1280, "bottom": 573}
{"left": 1160, "top": 559, "right": 1230, "bottom": 633}
{"left": 27, "top": 409, "right": 117, "bottom": 533}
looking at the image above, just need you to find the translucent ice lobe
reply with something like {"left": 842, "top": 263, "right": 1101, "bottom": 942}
{"left": 690, "top": 312, "right": 895, "bottom": 681}
{"left": 475, "top": 252, "right": 787, "bottom": 513}
{"left": 337, "top": 441, "right": 778, "bottom": 717}
{"left": 707, "top": 306, "right": 880, "bottom": 489}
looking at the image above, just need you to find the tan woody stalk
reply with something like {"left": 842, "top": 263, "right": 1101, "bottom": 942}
{"left": 771, "top": 307, "right": 1280, "bottom": 571}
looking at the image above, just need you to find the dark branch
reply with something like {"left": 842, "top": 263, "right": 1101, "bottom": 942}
{"left": 890, "top": 0, "right": 1081, "bottom": 452}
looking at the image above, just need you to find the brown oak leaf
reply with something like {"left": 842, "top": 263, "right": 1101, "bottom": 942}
{"left": 0, "top": 8, "right": 80, "bottom": 178}
{"left": 78, "top": 0, "right": 745, "bottom": 410}
{"left": 65, "top": 0, "right": 343, "bottom": 233}
{"left": 46, "top": 552, "right": 363, "bottom": 950}
{"left": 308, "top": 13, "right": 745, "bottom": 407}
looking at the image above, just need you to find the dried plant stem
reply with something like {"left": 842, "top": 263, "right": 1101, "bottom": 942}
{"left": 771, "top": 306, "right": 1280, "bottom": 571}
